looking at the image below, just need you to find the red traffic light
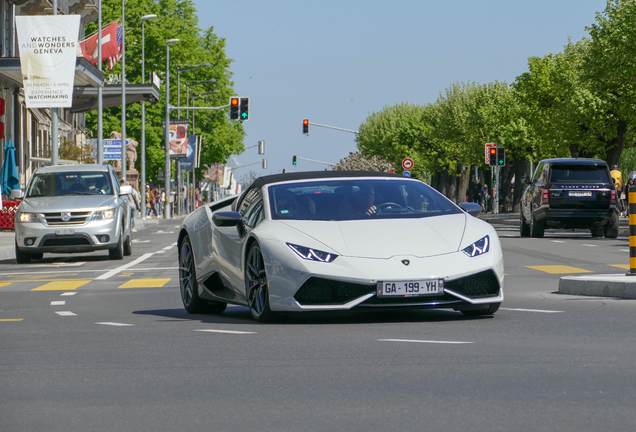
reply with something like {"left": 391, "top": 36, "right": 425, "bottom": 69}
{"left": 231, "top": 98, "right": 239, "bottom": 106}
{"left": 489, "top": 148, "right": 496, "bottom": 155}
{"left": 303, "top": 119, "right": 309, "bottom": 134}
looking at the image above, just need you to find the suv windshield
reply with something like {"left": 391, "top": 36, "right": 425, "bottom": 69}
{"left": 27, "top": 172, "right": 114, "bottom": 197}
{"left": 268, "top": 179, "right": 462, "bottom": 221}
{"left": 550, "top": 165, "right": 610, "bottom": 184}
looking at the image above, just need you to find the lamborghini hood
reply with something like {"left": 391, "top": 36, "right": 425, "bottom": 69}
{"left": 277, "top": 214, "right": 468, "bottom": 259}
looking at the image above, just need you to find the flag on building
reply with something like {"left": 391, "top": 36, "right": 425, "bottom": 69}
{"left": 79, "top": 20, "right": 120, "bottom": 67}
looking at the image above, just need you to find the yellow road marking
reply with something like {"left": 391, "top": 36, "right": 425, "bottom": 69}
{"left": 0, "top": 282, "right": 11, "bottom": 288}
{"left": 118, "top": 278, "right": 171, "bottom": 289}
{"left": 31, "top": 279, "right": 92, "bottom": 291}
{"left": 526, "top": 265, "right": 593, "bottom": 274}
{"left": 609, "top": 264, "right": 630, "bottom": 270}
{"left": 7, "top": 273, "right": 79, "bottom": 279}
{"left": 0, "top": 318, "right": 23, "bottom": 322}
{"left": 119, "top": 273, "right": 134, "bottom": 277}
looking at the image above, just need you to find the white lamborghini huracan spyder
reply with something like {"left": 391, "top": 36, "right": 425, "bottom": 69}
{"left": 177, "top": 171, "right": 503, "bottom": 322}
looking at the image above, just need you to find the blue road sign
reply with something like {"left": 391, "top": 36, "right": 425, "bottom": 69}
{"left": 403, "top": 171, "right": 411, "bottom": 177}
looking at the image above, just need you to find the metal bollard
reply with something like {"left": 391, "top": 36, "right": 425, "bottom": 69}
{"left": 629, "top": 185, "right": 636, "bottom": 274}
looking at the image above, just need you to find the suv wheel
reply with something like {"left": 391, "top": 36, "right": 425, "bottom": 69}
{"left": 520, "top": 212, "right": 530, "bottom": 237}
{"left": 530, "top": 213, "right": 545, "bottom": 238}
{"left": 15, "top": 241, "right": 31, "bottom": 264}
{"left": 109, "top": 223, "right": 124, "bottom": 260}
{"left": 604, "top": 219, "right": 619, "bottom": 239}
{"left": 591, "top": 228, "right": 604, "bottom": 238}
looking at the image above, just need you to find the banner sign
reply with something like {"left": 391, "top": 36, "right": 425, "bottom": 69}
{"left": 180, "top": 136, "right": 199, "bottom": 170}
{"left": 16, "top": 15, "right": 81, "bottom": 108}
{"left": 92, "top": 139, "right": 130, "bottom": 161}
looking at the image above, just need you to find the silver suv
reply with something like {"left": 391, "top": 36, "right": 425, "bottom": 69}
{"left": 15, "top": 164, "right": 133, "bottom": 263}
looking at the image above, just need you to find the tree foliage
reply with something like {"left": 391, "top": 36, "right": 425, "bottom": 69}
{"left": 331, "top": 151, "right": 391, "bottom": 171}
{"left": 84, "top": 0, "right": 245, "bottom": 185}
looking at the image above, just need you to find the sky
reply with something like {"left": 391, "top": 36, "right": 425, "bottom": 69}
{"left": 192, "top": 0, "right": 607, "bottom": 181}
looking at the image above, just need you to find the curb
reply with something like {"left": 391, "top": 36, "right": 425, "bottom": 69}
{"left": 559, "top": 274, "right": 636, "bottom": 299}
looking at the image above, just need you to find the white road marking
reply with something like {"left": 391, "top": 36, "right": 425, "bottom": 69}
{"left": 95, "top": 253, "right": 155, "bottom": 280}
{"left": 96, "top": 322, "right": 134, "bottom": 327}
{"left": 581, "top": 244, "right": 598, "bottom": 247}
{"left": 194, "top": 329, "right": 257, "bottom": 335}
{"left": 155, "top": 250, "right": 165, "bottom": 254}
{"left": 552, "top": 240, "right": 566, "bottom": 243}
{"left": 621, "top": 249, "right": 630, "bottom": 252}
{"left": 162, "top": 246, "right": 174, "bottom": 251}
{"left": 377, "top": 339, "right": 473, "bottom": 345}
{"left": 155, "top": 230, "right": 175, "bottom": 234}
{"left": 126, "top": 267, "right": 179, "bottom": 271}
{"left": 60, "top": 292, "right": 77, "bottom": 296}
{"left": 50, "top": 301, "right": 65, "bottom": 306}
{"left": 29, "top": 262, "right": 86, "bottom": 267}
{"left": 171, "top": 242, "right": 178, "bottom": 246}
{"left": 501, "top": 307, "right": 564, "bottom": 313}
{"left": 132, "top": 239, "right": 151, "bottom": 243}
{"left": 55, "top": 311, "right": 77, "bottom": 316}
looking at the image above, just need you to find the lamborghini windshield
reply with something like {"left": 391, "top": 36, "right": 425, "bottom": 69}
{"left": 268, "top": 179, "right": 462, "bottom": 221}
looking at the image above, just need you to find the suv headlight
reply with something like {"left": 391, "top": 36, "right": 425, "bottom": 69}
{"left": 287, "top": 243, "right": 338, "bottom": 263}
{"left": 18, "top": 212, "right": 40, "bottom": 223}
{"left": 462, "top": 235, "right": 490, "bottom": 257}
{"left": 91, "top": 209, "right": 115, "bottom": 221}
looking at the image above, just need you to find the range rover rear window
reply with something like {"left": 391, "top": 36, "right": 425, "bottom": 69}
{"left": 549, "top": 165, "right": 609, "bottom": 184}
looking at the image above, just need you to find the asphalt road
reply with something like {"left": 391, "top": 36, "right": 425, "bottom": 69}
{"left": 2, "top": 218, "right": 636, "bottom": 431}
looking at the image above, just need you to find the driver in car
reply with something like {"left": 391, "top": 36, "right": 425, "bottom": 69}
{"left": 348, "top": 184, "right": 377, "bottom": 217}
{"left": 86, "top": 178, "right": 98, "bottom": 193}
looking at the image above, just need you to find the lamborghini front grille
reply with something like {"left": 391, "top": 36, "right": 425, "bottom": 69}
{"left": 294, "top": 277, "right": 375, "bottom": 305}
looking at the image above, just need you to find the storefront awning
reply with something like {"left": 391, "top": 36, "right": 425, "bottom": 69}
{"left": 70, "top": 83, "right": 161, "bottom": 113}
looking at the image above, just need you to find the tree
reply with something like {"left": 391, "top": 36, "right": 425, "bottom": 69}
{"left": 84, "top": 0, "right": 245, "bottom": 185}
{"left": 332, "top": 151, "right": 391, "bottom": 171}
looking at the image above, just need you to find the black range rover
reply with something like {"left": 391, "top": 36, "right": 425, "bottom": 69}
{"left": 520, "top": 158, "right": 619, "bottom": 238}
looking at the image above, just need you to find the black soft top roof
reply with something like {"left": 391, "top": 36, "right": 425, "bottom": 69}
{"left": 248, "top": 170, "right": 404, "bottom": 189}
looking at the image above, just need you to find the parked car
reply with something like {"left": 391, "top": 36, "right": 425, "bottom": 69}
{"left": 14, "top": 164, "right": 133, "bottom": 263}
{"left": 520, "top": 158, "right": 619, "bottom": 238}
{"left": 177, "top": 171, "right": 503, "bottom": 322}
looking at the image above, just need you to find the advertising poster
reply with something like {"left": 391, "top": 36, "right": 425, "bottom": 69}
{"left": 15, "top": 15, "right": 81, "bottom": 108}
{"left": 165, "top": 119, "right": 189, "bottom": 157}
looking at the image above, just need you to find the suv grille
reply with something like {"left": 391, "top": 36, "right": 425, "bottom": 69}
{"left": 294, "top": 277, "right": 375, "bottom": 305}
{"left": 43, "top": 212, "right": 91, "bottom": 225}
{"left": 445, "top": 270, "right": 500, "bottom": 298}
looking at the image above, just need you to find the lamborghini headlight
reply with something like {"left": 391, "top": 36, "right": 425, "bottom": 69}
{"left": 287, "top": 243, "right": 338, "bottom": 263}
{"left": 462, "top": 235, "right": 490, "bottom": 257}
{"left": 91, "top": 209, "right": 115, "bottom": 221}
{"left": 18, "top": 212, "right": 40, "bottom": 223}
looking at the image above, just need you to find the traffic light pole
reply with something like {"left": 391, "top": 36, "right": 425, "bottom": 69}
{"left": 294, "top": 156, "right": 336, "bottom": 167}
{"left": 306, "top": 121, "right": 358, "bottom": 134}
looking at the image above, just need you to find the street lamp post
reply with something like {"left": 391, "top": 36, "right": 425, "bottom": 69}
{"left": 140, "top": 14, "right": 157, "bottom": 221}
{"left": 164, "top": 38, "right": 180, "bottom": 219}
{"left": 121, "top": 0, "right": 126, "bottom": 183}
{"left": 190, "top": 90, "right": 219, "bottom": 212}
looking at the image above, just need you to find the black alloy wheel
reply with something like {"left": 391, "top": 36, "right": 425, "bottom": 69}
{"left": 604, "top": 219, "right": 619, "bottom": 239}
{"left": 179, "top": 235, "right": 226, "bottom": 314}
{"left": 123, "top": 232, "right": 132, "bottom": 256}
{"left": 245, "top": 243, "right": 275, "bottom": 322}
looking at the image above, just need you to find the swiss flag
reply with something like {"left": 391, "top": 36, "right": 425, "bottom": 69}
{"left": 79, "top": 20, "right": 120, "bottom": 65}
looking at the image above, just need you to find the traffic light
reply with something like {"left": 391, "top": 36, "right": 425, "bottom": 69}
{"left": 258, "top": 140, "right": 265, "bottom": 155}
{"left": 497, "top": 148, "right": 506, "bottom": 167}
{"left": 292, "top": 155, "right": 297, "bottom": 165}
{"left": 262, "top": 158, "right": 267, "bottom": 169}
{"left": 303, "top": 119, "right": 309, "bottom": 135}
{"left": 488, "top": 147, "right": 497, "bottom": 166}
{"left": 229, "top": 97, "right": 239, "bottom": 120}
{"left": 240, "top": 97, "right": 249, "bottom": 121}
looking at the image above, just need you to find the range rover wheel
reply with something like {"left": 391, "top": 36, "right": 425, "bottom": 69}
{"left": 530, "top": 213, "right": 545, "bottom": 238}
{"left": 520, "top": 213, "right": 531, "bottom": 237}
{"left": 604, "top": 219, "right": 619, "bottom": 239}
{"left": 460, "top": 303, "right": 500, "bottom": 317}
{"left": 15, "top": 241, "right": 31, "bottom": 264}
{"left": 591, "top": 228, "right": 604, "bottom": 238}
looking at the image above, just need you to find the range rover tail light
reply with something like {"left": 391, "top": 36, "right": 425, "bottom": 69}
{"left": 611, "top": 189, "right": 616, "bottom": 206}
{"left": 541, "top": 189, "right": 549, "bottom": 206}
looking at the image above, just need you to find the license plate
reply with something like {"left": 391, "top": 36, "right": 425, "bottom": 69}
{"left": 377, "top": 279, "right": 444, "bottom": 297}
{"left": 568, "top": 191, "right": 592, "bottom": 197}
{"left": 55, "top": 228, "right": 75, "bottom": 235}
